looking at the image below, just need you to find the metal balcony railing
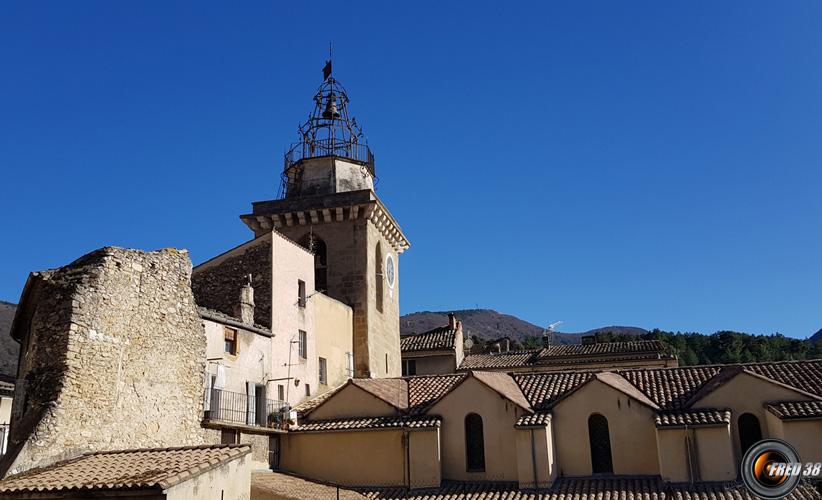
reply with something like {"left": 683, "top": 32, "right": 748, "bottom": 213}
{"left": 285, "top": 139, "right": 375, "bottom": 177}
{"left": 203, "top": 388, "right": 290, "bottom": 430}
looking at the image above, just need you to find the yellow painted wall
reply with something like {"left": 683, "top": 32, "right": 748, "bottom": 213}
{"left": 515, "top": 425, "right": 555, "bottom": 489}
{"left": 696, "top": 426, "right": 736, "bottom": 481}
{"left": 314, "top": 293, "right": 354, "bottom": 393}
{"left": 552, "top": 379, "right": 659, "bottom": 476}
{"left": 656, "top": 426, "right": 735, "bottom": 483}
{"left": 409, "top": 429, "right": 441, "bottom": 489}
{"left": 656, "top": 428, "right": 688, "bottom": 482}
{"left": 780, "top": 420, "right": 822, "bottom": 463}
{"left": 428, "top": 376, "right": 527, "bottom": 482}
{"left": 280, "top": 430, "right": 406, "bottom": 487}
{"left": 693, "top": 372, "right": 811, "bottom": 467}
{"left": 308, "top": 384, "right": 398, "bottom": 420}
{"left": 403, "top": 353, "right": 456, "bottom": 375}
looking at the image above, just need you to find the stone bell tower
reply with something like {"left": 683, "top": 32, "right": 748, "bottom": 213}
{"left": 241, "top": 61, "right": 409, "bottom": 378}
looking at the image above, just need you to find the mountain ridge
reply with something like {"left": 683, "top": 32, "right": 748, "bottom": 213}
{"left": 400, "top": 309, "right": 646, "bottom": 345}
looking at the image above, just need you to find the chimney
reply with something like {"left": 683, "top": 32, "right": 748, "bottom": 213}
{"left": 501, "top": 338, "right": 510, "bottom": 353}
{"left": 235, "top": 275, "right": 255, "bottom": 325}
{"left": 492, "top": 342, "right": 501, "bottom": 354}
{"left": 453, "top": 320, "right": 464, "bottom": 368}
{"left": 542, "top": 332, "right": 552, "bottom": 348}
{"left": 448, "top": 313, "right": 457, "bottom": 329}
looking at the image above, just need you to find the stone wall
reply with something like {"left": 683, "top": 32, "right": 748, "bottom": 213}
{"left": 192, "top": 235, "right": 273, "bottom": 328}
{"left": 1, "top": 247, "right": 206, "bottom": 476}
{"left": 0, "top": 301, "right": 18, "bottom": 378}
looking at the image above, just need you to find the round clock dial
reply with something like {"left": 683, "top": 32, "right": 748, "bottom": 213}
{"left": 385, "top": 254, "right": 396, "bottom": 289}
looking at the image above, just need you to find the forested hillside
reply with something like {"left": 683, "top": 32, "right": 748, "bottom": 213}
{"left": 566, "top": 329, "right": 822, "bottom": 366}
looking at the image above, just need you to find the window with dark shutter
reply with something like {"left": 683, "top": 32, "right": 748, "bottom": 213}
{"left": 319, "top": 357, "right": 327, "bottom": 385}
{"left": 298, "top": 330, "right": 307, "bottom": 359}
{"left": 224, "top": 327, "right": 238, "bottom": 355}
{"left": 298, "top": 280, "right": 306, "bottom": 308}
{"left": 464, "top": 413, "right": 485, "bottom": 472}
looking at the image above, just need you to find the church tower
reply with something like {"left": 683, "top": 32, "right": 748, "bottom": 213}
{"left": 241, "top": 62, "right": 409, "bottom": 378}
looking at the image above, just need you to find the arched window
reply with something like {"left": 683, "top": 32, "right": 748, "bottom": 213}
{"left": 375, "top": 243, "right": 384, "bottom": 313}
{"left": 738, "top": 413, "right": 762, "bottom": 456}
{"left": 298, "top": 234, "right": 327, "bottom": 292}
{"left": 588, "top": 413, "right": 613, "bottom": 474}
{"left": 465, "top": 413, "right": 485, "bottom": 472}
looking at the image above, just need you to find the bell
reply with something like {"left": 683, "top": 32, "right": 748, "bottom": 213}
{"left": 322, "top": 94, "right": 340, "bottom": 119}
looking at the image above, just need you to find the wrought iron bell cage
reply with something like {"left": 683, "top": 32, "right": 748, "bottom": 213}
{"left": 280, "top": 77, "right": 375, "bottom": 198}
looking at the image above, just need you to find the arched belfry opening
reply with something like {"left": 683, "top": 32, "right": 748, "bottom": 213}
{"left": 738, "top": 413, "right": 762, "bottom": 456}
{"left": 298, "top": 233, "right": 328, "bottom": 292}
{"left": 375, "top": 242, "right": 384, "bottom": 313}
{"left": 465, "top": 413, "right": 485, "bottom": 472}
{"left": 588, "top": 413, "right": 613, "bottom": 474}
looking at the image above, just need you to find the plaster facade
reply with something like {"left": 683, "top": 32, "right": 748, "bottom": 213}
{"left": 691, "top": 371, "right": 812, "bottom": 469}
{"left": 314, "top": 293, "right": 354, "bottom": 393}
{"left": 551, "top": 378, "right": 660, "bottom": 477}
{"left": 428, "top": 376, "right": 529, "bottom": 482}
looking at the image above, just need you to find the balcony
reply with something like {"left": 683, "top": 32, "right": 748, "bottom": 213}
{"left": 203, "top": 389, "right": 290, "bottom": 431}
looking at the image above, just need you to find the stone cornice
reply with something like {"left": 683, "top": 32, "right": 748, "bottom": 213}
{"left": 240, "top": 190, "right": 410, "bottom": 254}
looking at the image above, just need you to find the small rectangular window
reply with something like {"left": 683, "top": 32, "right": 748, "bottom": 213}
{"left": 298, "top": 280, "right": 306, "bottom": 308}
{"left": 319, "top": 357, "right": 328, "bottom": 385}
{"left": 277, "top": 384, "right": 285, "bottom": 401}
{"left": 346, "top": 352, "right": 354, "bottom": 378}
{"left": 402, "top": 359, "right": 417, "bottom": 376}
{"left": 298, "top": 330, "right": 307, "bottom": 359}
{"left": 385, "top": 353, "right": 389, "bottom": 374}
{"left": 224, "top": 327, "right": 238, "bottom": 355}
{"left": 305, "top": 384, "right": 311, "bottom": 397}
{"left": 220, "top": 429, "right": 238, "bottom": 445}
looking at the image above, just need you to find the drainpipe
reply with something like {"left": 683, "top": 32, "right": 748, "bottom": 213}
{"left": 530, "top": 429, "right": 539, "bottom": 489}
{"left": 404, "top": 429, "right": 411, "bottom": 491}
{"left": 684, "top": 425, "right": 693, "bottom": 484}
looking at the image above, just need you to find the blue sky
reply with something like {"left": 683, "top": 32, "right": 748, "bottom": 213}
{"left": 1, "top": 2, "right": 820, "bottom": 337}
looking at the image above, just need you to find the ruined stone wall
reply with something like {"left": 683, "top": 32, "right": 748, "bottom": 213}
{"left": 1, "top": 247, "right": 206, "bottom": 476}
{"left": 192, "top": 234, "right": 273, "bottom": 328}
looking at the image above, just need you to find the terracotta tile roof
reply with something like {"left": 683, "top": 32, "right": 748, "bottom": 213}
{"left": 362, "top": 478, "right": 821, "bottom": 499}
{"left": 655, "top": 409, "right": 731, "bottom": 428}
{"left": 407, "top": 373, "right": 467, "bottom": 414}
{"left": 350, "top": 378, "right": 409, "bottom": 410}
{"left": 617, "top": 365, "right": 723, "bottom": 410}
{"left": 401, "top": 326, "right": 457, "bottom": 353}
{"left": 0, "top": 444, "right": 250, "bottom": 494}
{"left": 515, "top": 412, "right": 551, "bottom": 428}
{"left": 514, "top": 372, "right": 594, "bottom": 411}
{"left": 459, "top": 341, "right": 671, "bottom": 371}
{"left": 460, "top": 350, "right": 539, "bottom": 370}
{"left": 766, "top": 400, "right": 822, "bottom": 420}
{"left": 537, "top": 340, "right": 668, "bottom": 359}
{"left": 516, "top": 360, "right": 822, "bottom": 412}
{"left": 743, "top": 360, "right": 822, "bottom": 397}
{"left": 293, "top": 415, "right": 441, "bottom": 432}
{"left": 472, "top": 371, "right": 532, "bottom": 410}
{"left": 595, "top": 372, "right": 661, "bottom": 409}
{"left": 665, "top": 480, "right": 820, "bottom": 499}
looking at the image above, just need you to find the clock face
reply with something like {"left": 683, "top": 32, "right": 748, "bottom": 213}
{"left": 385, "top": 253, "right": 396, "bottom": 289}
